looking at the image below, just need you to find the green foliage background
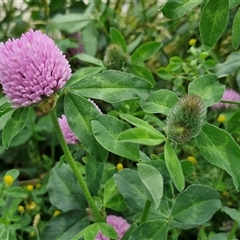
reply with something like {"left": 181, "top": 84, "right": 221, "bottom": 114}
{"left": 1, "top": 0, "right": 240, "bottom": 240}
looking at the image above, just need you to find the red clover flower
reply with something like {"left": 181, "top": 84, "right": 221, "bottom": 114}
{"left": 95, "top": 215, "right": 130, "bottom": 240}
{"left": 58, "top": 114, "right": 79, "bottom": 145}
{"left": 0, "top": 29, "right": 71, "bottom": 108}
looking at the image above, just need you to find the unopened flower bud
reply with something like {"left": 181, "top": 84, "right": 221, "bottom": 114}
{"left": 26, "top": 184, "right": 34, "bottom": 192}
{"left": 166, "top": 94, "right": 206, "bottom": 144}
{"left": 116, "top": 163, "right": 123, "bottom": 171}
{"left": 104, "top": 44, "right": 129, "bottom": 70}
{"left": 18, "top": 205, "right": 24, "bottom": 213}
{"left": 33, "top": 213, "right": 41, "bottom": 228}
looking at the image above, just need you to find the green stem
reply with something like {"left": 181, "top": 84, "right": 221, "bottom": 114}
{"left": 140, "top": 199, "right": 152, "bottom": 223}
{"left": 227, "top": 220, "right": 238, "bottom": 240}
{"left": 49, "top": 110, "right": 104, "bottom": 222}
{"left": 35, "top": 228, "right": 40, "bottom": 240}
{"left": 221, "top": 100, "right": 240, "bottom": 105}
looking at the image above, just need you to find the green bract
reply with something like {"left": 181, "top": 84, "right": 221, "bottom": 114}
{"left": 166, "top": 94, "right": 206, "bottom": 144}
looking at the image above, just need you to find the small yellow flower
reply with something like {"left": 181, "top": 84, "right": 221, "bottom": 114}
{"left": 189, "top": 38, "right": 197, "bottom": 46}
{"left": 187, "top": 156, "right": 197, "bottom": 165}
{"left": 53, "top": 210, "right": 61, "bottom": 217}
{"left": 217, "top": 114, "right": 226, "bottom": 123}
{"left": 26, "top": 201, "right": 37, "bottom": 211}
{"left": 26, "top": 184, "right": 34, "bottom": 192}
{"left": 116, "top": 163, "right": 123, "bottom": 171}
{"left": 35, "top": 183, "right": 41, "bottom": 189}
{"left": 18, "top": 205, "right": 24, "bottom": 213}
{"left": 3, "top": 175, "right": 14, "bottom": 186}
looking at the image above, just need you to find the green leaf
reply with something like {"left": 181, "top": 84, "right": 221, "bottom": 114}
{"left": 119, "top": 114, "right": 157, "bottom": 130}
{"left": 0, "top": 198, "right": 6, "bottom": 207}
{"left": 0, "top": 227, "right": 16, "bottom": 240}
{"left": 5, "top": 169, "right": 19, "bottom": 180}
{"left": 118, "top": 128, "right": 166, "bottom": 146}
{"left": 110, "top": 27, "right": 127, "bottom": 53}
{"left": 52, "top": 13, "right": 92, "bottom": 33}
{"left": 69, "top": 70, "right": 152, "bottom": 103}
{"left": 103, "top": 177, "right": 128, "bottom": 211}
{"left": 86, "top": 156, "right": 104, "bottom": 195}
{"left": 188, "top": 74, "right": 225, "bottom": 108}
{"left": 92, "top": 114, "right": 140, "bottom": 162}
{"left": 64, "top": 93, "right": 108, "bottom": 162}
{"left": 215, "top": 52, "right": 240, "bottom": 77}
{"left": 73, "top": 53, "right": 104, "bottom": 66}
{"left": 208, "top": 233, "right": 236, "bottom": 240}
{"left": 129, "top": 219, "right": 168, "bottom": 240}
{"left": 131, "top": 42, "right": 162, "bottom": 63}
{"left": 140, "top": 89, "right": 179, "bottom": 114}
{"left": 0, "top": 102, "right": 12, "bottom": 118}
{"left": 226, "top": 109, "right": 240, "bottom": 132}
{"left": 92, "top": 223, "right": 118, "bottom": 240}
{"left": 113, "top": 169, "right": 147, "bottom": 212}
{"left": 202, "top": 59, "right": 216, "bottom": 69}
{"left": 166, "top": 62, "right": 181, "bottom": 72}
{"left": 10, "top": 128, "right": 32, "bottom": 147}
{"left": 221, "top": 205, "right": 240, "bottom": 225}
{"left": 164, "top": 142, "right": 185, "bottom": 192}
{"left": 232, "top": 8, "right": 240, "bottom": 49}
{"left": 170, "top": 185, "right": 221, "bottom": 229}
{"left": 144, "top": 160, "right": 171, "bottom": 184}
{"left": 200, "top": 0, "right": 229, "bottom": 47}
{"left": 41, "top": 210, "right": 89, "bottom": 240}
{"left": 161, "top": 0, "right": 202, "bottom": 19}
{"left": 2, "top": 108, "right": 29, "bottom": 149}
{"left": 181, "top": 160, "right": 195, "bottom": 178}
{"left": 127, "top": 33, "right": 144, "bottom": 54}
{"left": 72, "top": 222, "right": 117, "bottom": 240}
{"left": 118, "top": 114, "right": 166, "bottom": 146}
{"left": 156, "top": 67, "right": 174, "bottom": 80}
{"left": 82, "top": 22, "right": 98, "bottom": 56}
{"left": 65, "top": 67, "right": 104, "bottom": 87}
{"left": 128, "top": 64, "right": 155, "bottom": 87}
{"left": 5, "top": 187, "right": 24, "bottom": 197}
{"left": 137, "top": 163, "right": 163, "bottom": 208}
{"left": 47, "top": 163, "right": 87, "bottom": 211}
{"left": 196, "top": 123, "right": 240, "bottom": 191}
{"left": 230, "top": 0, "right": 240, "bottom": 8}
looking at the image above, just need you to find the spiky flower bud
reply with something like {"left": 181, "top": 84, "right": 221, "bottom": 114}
{"left": 104, "top": 44, "right": 129, "bottom": 70}
{"left": 166, "top": 94, "right": 206, "bottom": 144}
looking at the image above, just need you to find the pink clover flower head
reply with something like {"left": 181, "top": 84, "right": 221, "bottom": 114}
{"left": 211, "top": 89, "right": 240, "bottom": 111}
{"left": 95, "top": 215, "right": 130, "bottom": 240}
{"left": 88, "top": 99, "right": 102, "bottom": 114}
{"left": 0, "top": 29, "right": 72, "bottom": 108}
{"left": 58, "top": 114, "right": 79, "bottom": 145}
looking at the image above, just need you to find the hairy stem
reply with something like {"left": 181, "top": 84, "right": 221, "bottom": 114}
{"left": 49, "top": 110, "right": 104, "bottom": 222}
